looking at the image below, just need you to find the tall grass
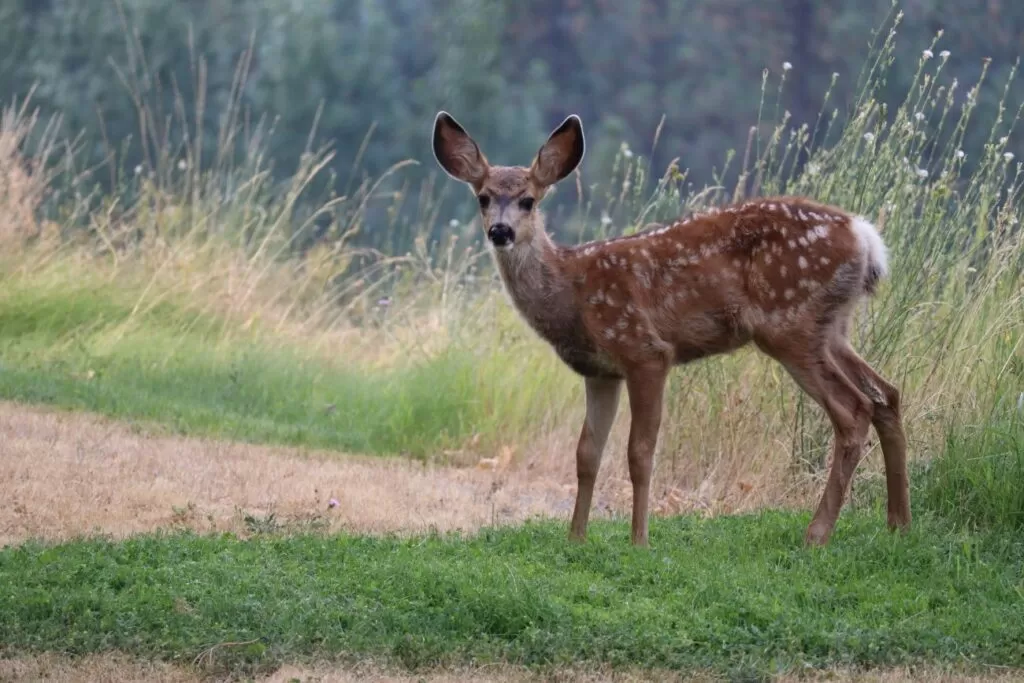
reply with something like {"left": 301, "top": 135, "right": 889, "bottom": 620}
{"left": 0, "top": 6, "right": 1020, "bottom": 505}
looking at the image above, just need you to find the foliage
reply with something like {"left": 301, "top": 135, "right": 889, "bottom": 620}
{"left": 6, "top": 1, "right": 1024, "bottom": 253}
{"left": 0, "top": 4, "right": 1021, "bottom": 481}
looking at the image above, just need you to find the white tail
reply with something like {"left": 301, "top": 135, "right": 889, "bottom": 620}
{"left": 851, "top": 216, "right": 889, "bottom": 293}
{"left": 432, "top": 111, "right": 911, "bottom": 547}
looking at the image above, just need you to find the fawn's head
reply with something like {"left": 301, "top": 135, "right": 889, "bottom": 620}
{"left": 432, "top": 111, "right": 584, "bottom": 250}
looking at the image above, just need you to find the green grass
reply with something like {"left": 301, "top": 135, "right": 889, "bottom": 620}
{"left": 0, "top": 279, "right": 491, "bottom": 457}
{"left": 2, "top": 510, "right": 1023, "bottom": 678}
{"left": 915, "top": 417, "right": 1024, "bottom": 532}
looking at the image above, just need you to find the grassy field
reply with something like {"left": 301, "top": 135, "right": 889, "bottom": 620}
{"left": 1, "top": 8, "right": 1024, "bottom": 681}
{"left": 2, "top": 501, "right": 1023, "bottom": 679}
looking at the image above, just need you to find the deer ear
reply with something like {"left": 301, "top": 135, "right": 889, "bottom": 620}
{"left": 432, "top": 111, "right": 489, "bottom": 186}
{"left": 530, "top": 115, "right": 585, "bottom": 187}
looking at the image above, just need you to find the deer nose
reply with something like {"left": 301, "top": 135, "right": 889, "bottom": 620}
{"left": 487, "top": 223, "right": 515, "bottom": 247}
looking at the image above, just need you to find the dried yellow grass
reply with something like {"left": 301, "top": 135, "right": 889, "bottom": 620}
{"left": 1, "top": 654, "right": 1021, "bottom": 683}
{"left": 0, "top": 401, "right": 821, "bottom": 545}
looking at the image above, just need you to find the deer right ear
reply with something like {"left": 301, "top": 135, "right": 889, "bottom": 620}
{"left": 432, "top": 111, "right": 489, "bottom": 186}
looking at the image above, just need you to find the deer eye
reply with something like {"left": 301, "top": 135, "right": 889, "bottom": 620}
{"left": 518, "top": 197, "right": 535, "bottom": 212}
{"left": 477, "top": 195, "right": 490, "bottom": 210}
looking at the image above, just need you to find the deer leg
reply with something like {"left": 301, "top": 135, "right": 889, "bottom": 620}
{"left": 805, "top": 351, "right": 875, "bottom": 546}
{"left": 624, "top": 365, "right": 668, "bottom": 547}
{"left": 569, "top": 376, "right": 622, "bottom": 541}
{"left": 831, "top": 342, "right": 911, "bottom": 533}
{"left": 766, "top": 341, "right": 875, "bottom": 546}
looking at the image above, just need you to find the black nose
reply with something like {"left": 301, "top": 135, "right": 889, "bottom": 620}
{"left": 488, "top": 223, "right": 515, "bottom": 247}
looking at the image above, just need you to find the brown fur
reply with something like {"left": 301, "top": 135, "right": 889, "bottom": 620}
{"left": 432, "top": 111, "right": 910, "bottom": 547}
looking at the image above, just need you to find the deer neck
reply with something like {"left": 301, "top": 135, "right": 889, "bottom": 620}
{"left": 492, "top": 223, "right": 573, "bottom": 339}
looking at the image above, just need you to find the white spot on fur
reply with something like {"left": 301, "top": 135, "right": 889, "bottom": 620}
{"left": 732, "top": 259, "right": 741, "bottom": 268}
{"left": 604, "top": 328, "right": 615, "bottom": 340}
{"left": 798, "top": 236, "right": 808, "bottom": 247}
{"left": 764, "top": 253, "right": 773, "bottom": 265}
{"left": 798, "top": 256, "right": 808, "bottom": 269}
{"left": 787, "top": 240, "right": 796, "bottom": 249}
{"left": 813, "top": 224, "right": 830, "bottom": 239}
{"left": 780, "top": 265, "right": 788, "bottom": 277}
{"left": 784, "top": 288, "right": 796, "bottom": 300}
{"left": 820, "top": 256, "right": 831, "bottom": 265}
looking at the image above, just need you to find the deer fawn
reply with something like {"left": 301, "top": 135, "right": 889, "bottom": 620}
{"left": 431, "top": 111, "right": 910, "bottom": 547}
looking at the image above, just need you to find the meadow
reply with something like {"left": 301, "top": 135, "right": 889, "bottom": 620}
{"left": 1, "top": 10, "right": 1023, "bottom": 681}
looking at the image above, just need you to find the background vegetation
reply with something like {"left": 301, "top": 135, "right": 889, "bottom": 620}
{"left": 5, "top": 0, "right": 1024, "bottom": 252}
{"left": 1, "top": 0, "right": 1023, "bottom": 678}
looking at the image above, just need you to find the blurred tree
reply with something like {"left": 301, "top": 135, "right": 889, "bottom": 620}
{"left": 1, "top": 0, "right": 1022, "bottom": 250}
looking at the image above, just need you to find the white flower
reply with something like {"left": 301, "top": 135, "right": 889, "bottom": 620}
{"left": 600, "top": 211, "right": 613, "bottom": 226}
{"left": 177, "top": 159, "right": 187, "bottom": 171}
{"left": 623, "top": 149, "right": 634, "bottom": 159}
{"left": 134, "top": 165, "right": 142, "bottom": 175}
{"left": 940, "top": 50, "right": 951, "bottom": 59}
{"left": 916, "top": 168, "right": 929, "bottom": 179}
{"left": 922, "top": 49, "right": 934, "bottom": 59}
{"left": 1004, "top": 152, "right": 1015, "bottom": 162}
{"left": 449, "top": 218, "right": 459, "bottom": 228}
{"left": 782, "top": 61, "right": 793, "bottom": 72}
{"left": 956, "top": 149, "right": 966, "bottom": 159}
{"left": 914, "top": 112, "right": 925, "bottom": 122}
{"left": 1000, "top": 136, "right": 1009, "bottom": 145}
{"left": 863, "top": 132, "right": 875, "bottom": 143}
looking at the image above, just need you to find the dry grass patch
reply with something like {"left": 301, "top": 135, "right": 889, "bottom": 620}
{"left": 2, "top": 655, "right": 1022, "bottom": 683}
{"left": 0, "top": 401, "right": 820, "bottom": 545}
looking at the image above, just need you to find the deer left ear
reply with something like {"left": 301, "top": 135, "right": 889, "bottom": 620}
{"left": 530, "top": 115, "right": 585, "bottom": 188}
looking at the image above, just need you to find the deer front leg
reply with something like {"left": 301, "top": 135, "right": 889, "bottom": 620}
{"left": 624, "top": 365, "right": 668, "bottom": 547}
{"left": 569, "top": 376, "right": 622, "bottom": 541}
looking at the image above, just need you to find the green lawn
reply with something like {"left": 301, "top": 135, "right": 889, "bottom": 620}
{"left": 2, "top": 510, "right": 1023, "bottom": 679}
{"left": 0, "top": 278, "right": 491, "bottom": 457}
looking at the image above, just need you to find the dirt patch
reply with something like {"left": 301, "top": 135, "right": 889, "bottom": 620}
{"left": 1, "top": 655, "right": 1021, "bottom": 683}
{"left": 0, "top": 401, "right": 816, "bottom": 545}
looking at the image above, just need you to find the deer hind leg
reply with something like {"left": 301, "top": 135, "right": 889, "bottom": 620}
{"left": 830, "top": 340, "right": 911, "bottom": 533}
{"left": 623, "top": 364, "right": 668, "bottom": 547}
{"left": 761, "top": 334, "right": 875, "bottom": 546}
{"left": 569, "top": 376, "right": 622, "bottom": 542}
